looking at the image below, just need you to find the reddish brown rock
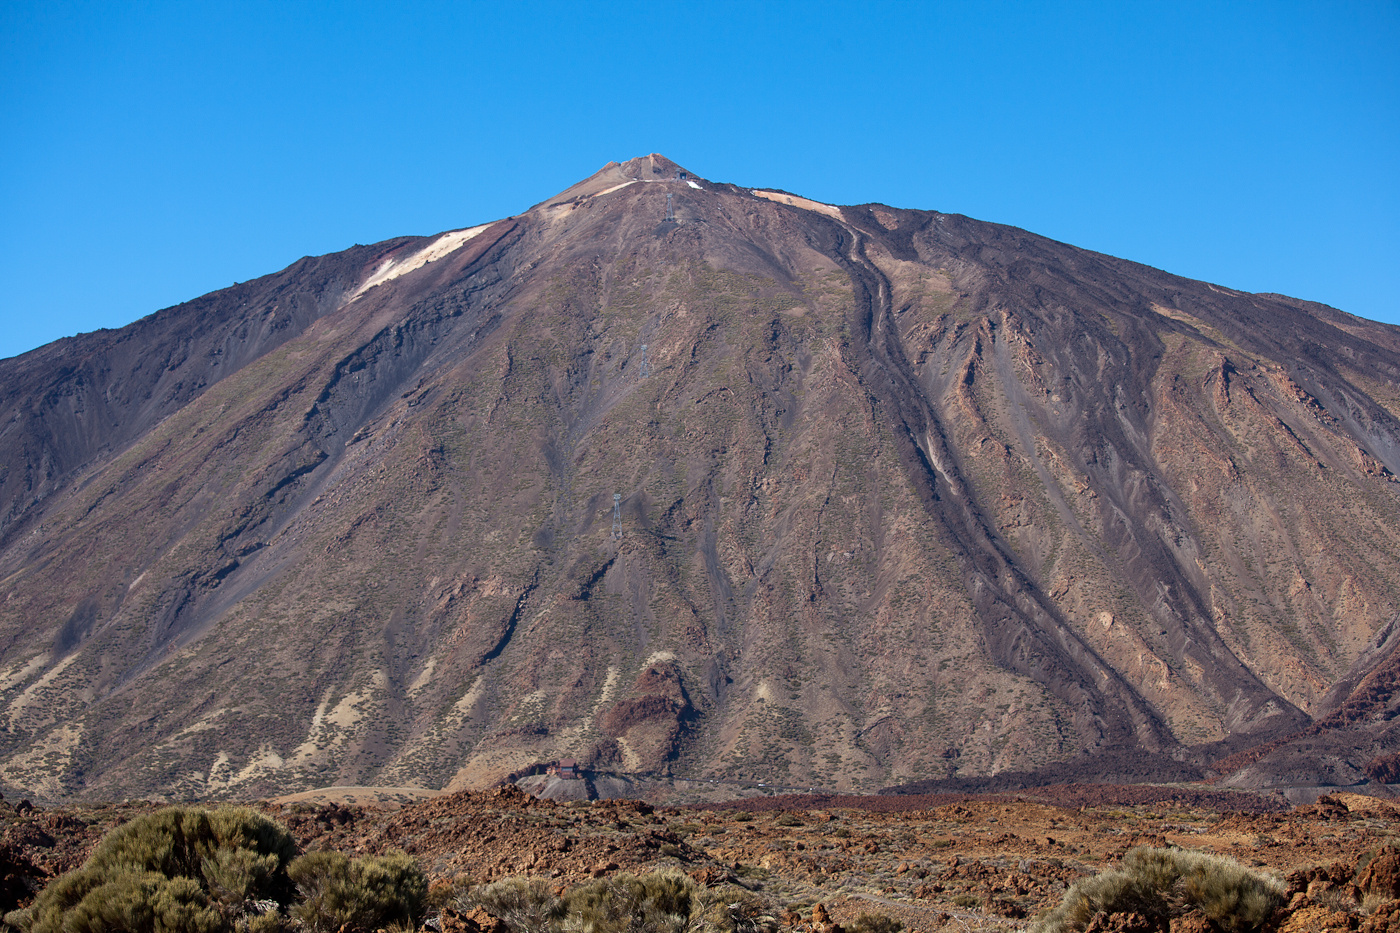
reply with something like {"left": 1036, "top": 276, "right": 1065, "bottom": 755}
{"left": 688, "top": 865, "right": 736, "bottom": 887}
{"left": 1360, "top": 848, "right": 1400, "bottom": 899}
{"left": 1168, "top": 910, "right": 1219, "bottom": 933}
{"left": 1276, "top": 905, "right": 1356, "bottom": 933}
{"left": 439, "top": 906, "right": 511, "bottom": 933}
{"left": 1366, "top": 755, "right": 1400, "bottom": 783}
{"left": 1083, "top": 911, "right": 1163, "bottom": 933}
{"left": 1361, "top": 899, "right": 1400, "bottom": 933}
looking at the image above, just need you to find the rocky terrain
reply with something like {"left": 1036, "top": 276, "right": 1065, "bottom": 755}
{"left": 7, "top": 785, "right": 1400, "bottom": 931}
{"left": 0, "top": 154, "right": 1398, "bottom": 801}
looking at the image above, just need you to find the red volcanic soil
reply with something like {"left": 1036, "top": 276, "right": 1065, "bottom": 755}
{"left": 707, "top": 784, "right": 1289, "bottom": 815}
{"left": 4, "top": 784, "right": 1399, "bottom": 930}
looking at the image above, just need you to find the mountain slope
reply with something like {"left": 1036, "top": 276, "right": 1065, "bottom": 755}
{"left": 1, "top": 154, "right": 1398, "bottom": 801}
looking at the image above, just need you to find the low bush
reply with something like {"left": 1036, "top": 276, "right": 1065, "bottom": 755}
{"left": 1032, "top": 847, "right": 1285, "bottom": 933}
{"left": 10, "top": 806, "right": 296, "bottom": 933}
{"left": 288, "top": 850, "right": 426, "bottom": 933}
{"left": 457, "top": 877, "right": 566, "bottom": 933}
{"left": 28, "top": 870, "right": 223, "bottom": 933}
{"left": 846, "top": 914, "right": 902, "bottom": 933}
{"left": 6, "top": 806, "right": 426, "bottom": 933}
{"left": 690, "top": 885, "right": 776, "bottom": 933}
{"left": 456, "top": 871, "right": 777, "bottom": 933}
{"left": 563, "top": 871, "right": 694, "bottom": 933}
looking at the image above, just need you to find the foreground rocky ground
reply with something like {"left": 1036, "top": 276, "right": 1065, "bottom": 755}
{"left": 4, "top": 783, "right": 1400, "bottom": 931}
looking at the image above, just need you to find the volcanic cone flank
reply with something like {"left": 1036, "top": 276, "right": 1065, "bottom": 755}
{"left": 1, "top": 156, "right": 1398, "bottom": 801}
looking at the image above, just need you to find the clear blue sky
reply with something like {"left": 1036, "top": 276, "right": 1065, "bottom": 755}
{"left": 2, "top": 1, "right": 1397, "bottom": 361}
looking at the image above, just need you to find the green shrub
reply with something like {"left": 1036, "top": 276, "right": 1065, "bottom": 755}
{"left": 847, "top": 914, "right": 902, "bottom": 933}
{"left": 91, "top": 807, "right": 293, "bottom": 887}
{"left": 1031, "top": 847, "right": 1285, "bottom": 933}
{"left": 45, "top": 870, "right": 223, "bottom": 933}
{"left": 772, "top": 815, "right": 801, "bottom": 827}
{"left": 689, "top": 885, "right": 776, "bottom": 933}
{"left": 14, "top": 806, "right": 297, "bottom": 933}
{"left": 563, "top": 872, "right": 778, "bottom": 933}
{"left": 11, "top": 807, "right": 427, "bottom": 933}
{"left": 287, "top": 850, "right": 426, "bottom": 933}
{"left": 203, "top": 847, "right": 284, "bottom": 909}
{"left": 233, "top": 912, "right": 286, "bottom": 933}
{"left": 457, "top": 877, "right": 566, "bottom": 933}
{"left": 456, "top": 872, "right": 778, "bottom": 933}
{"left": 563, "top": 870, "right": 695, "bottom": 933}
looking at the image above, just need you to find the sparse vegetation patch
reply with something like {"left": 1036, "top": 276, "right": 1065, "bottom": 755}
{"left": 1031, "top": 846, "right": 1285, "bottom": 933}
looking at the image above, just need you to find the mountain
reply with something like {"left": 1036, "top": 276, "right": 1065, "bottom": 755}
{"left": 1, "top": 154, "right": 1398, "bottom": 802}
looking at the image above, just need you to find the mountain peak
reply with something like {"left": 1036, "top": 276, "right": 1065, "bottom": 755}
{"left": 618, "top": 153, "right": 690, "bottom": 179}
{"left": 533, "top": 153, "right": 699, "bottom": 209}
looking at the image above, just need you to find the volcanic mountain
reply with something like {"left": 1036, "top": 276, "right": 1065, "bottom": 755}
{"left": 1, "top": 155, "right": 1398, "bottom": 802}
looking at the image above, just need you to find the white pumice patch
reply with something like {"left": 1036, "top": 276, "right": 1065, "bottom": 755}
{"left": 350, "top": 223, "right": 493, "bottom": 300}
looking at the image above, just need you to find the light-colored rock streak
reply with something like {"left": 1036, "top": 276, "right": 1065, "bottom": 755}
{"left": 750, "top": 190, "right": 843, "bottom": 219}
{"left": 350, "top": 224, "right": 493, "bottom": 300}
{"left": 593, "top": 179, "right": 640, "bottom": 197}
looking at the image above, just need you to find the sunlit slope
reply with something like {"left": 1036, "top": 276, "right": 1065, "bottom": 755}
{"left": 0, "top": 155, "right": 1397, "bottom": 800}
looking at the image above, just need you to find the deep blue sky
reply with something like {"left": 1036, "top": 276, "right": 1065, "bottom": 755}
{"left": 3, "top": 1, "right": 1397, "bottom": 361}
